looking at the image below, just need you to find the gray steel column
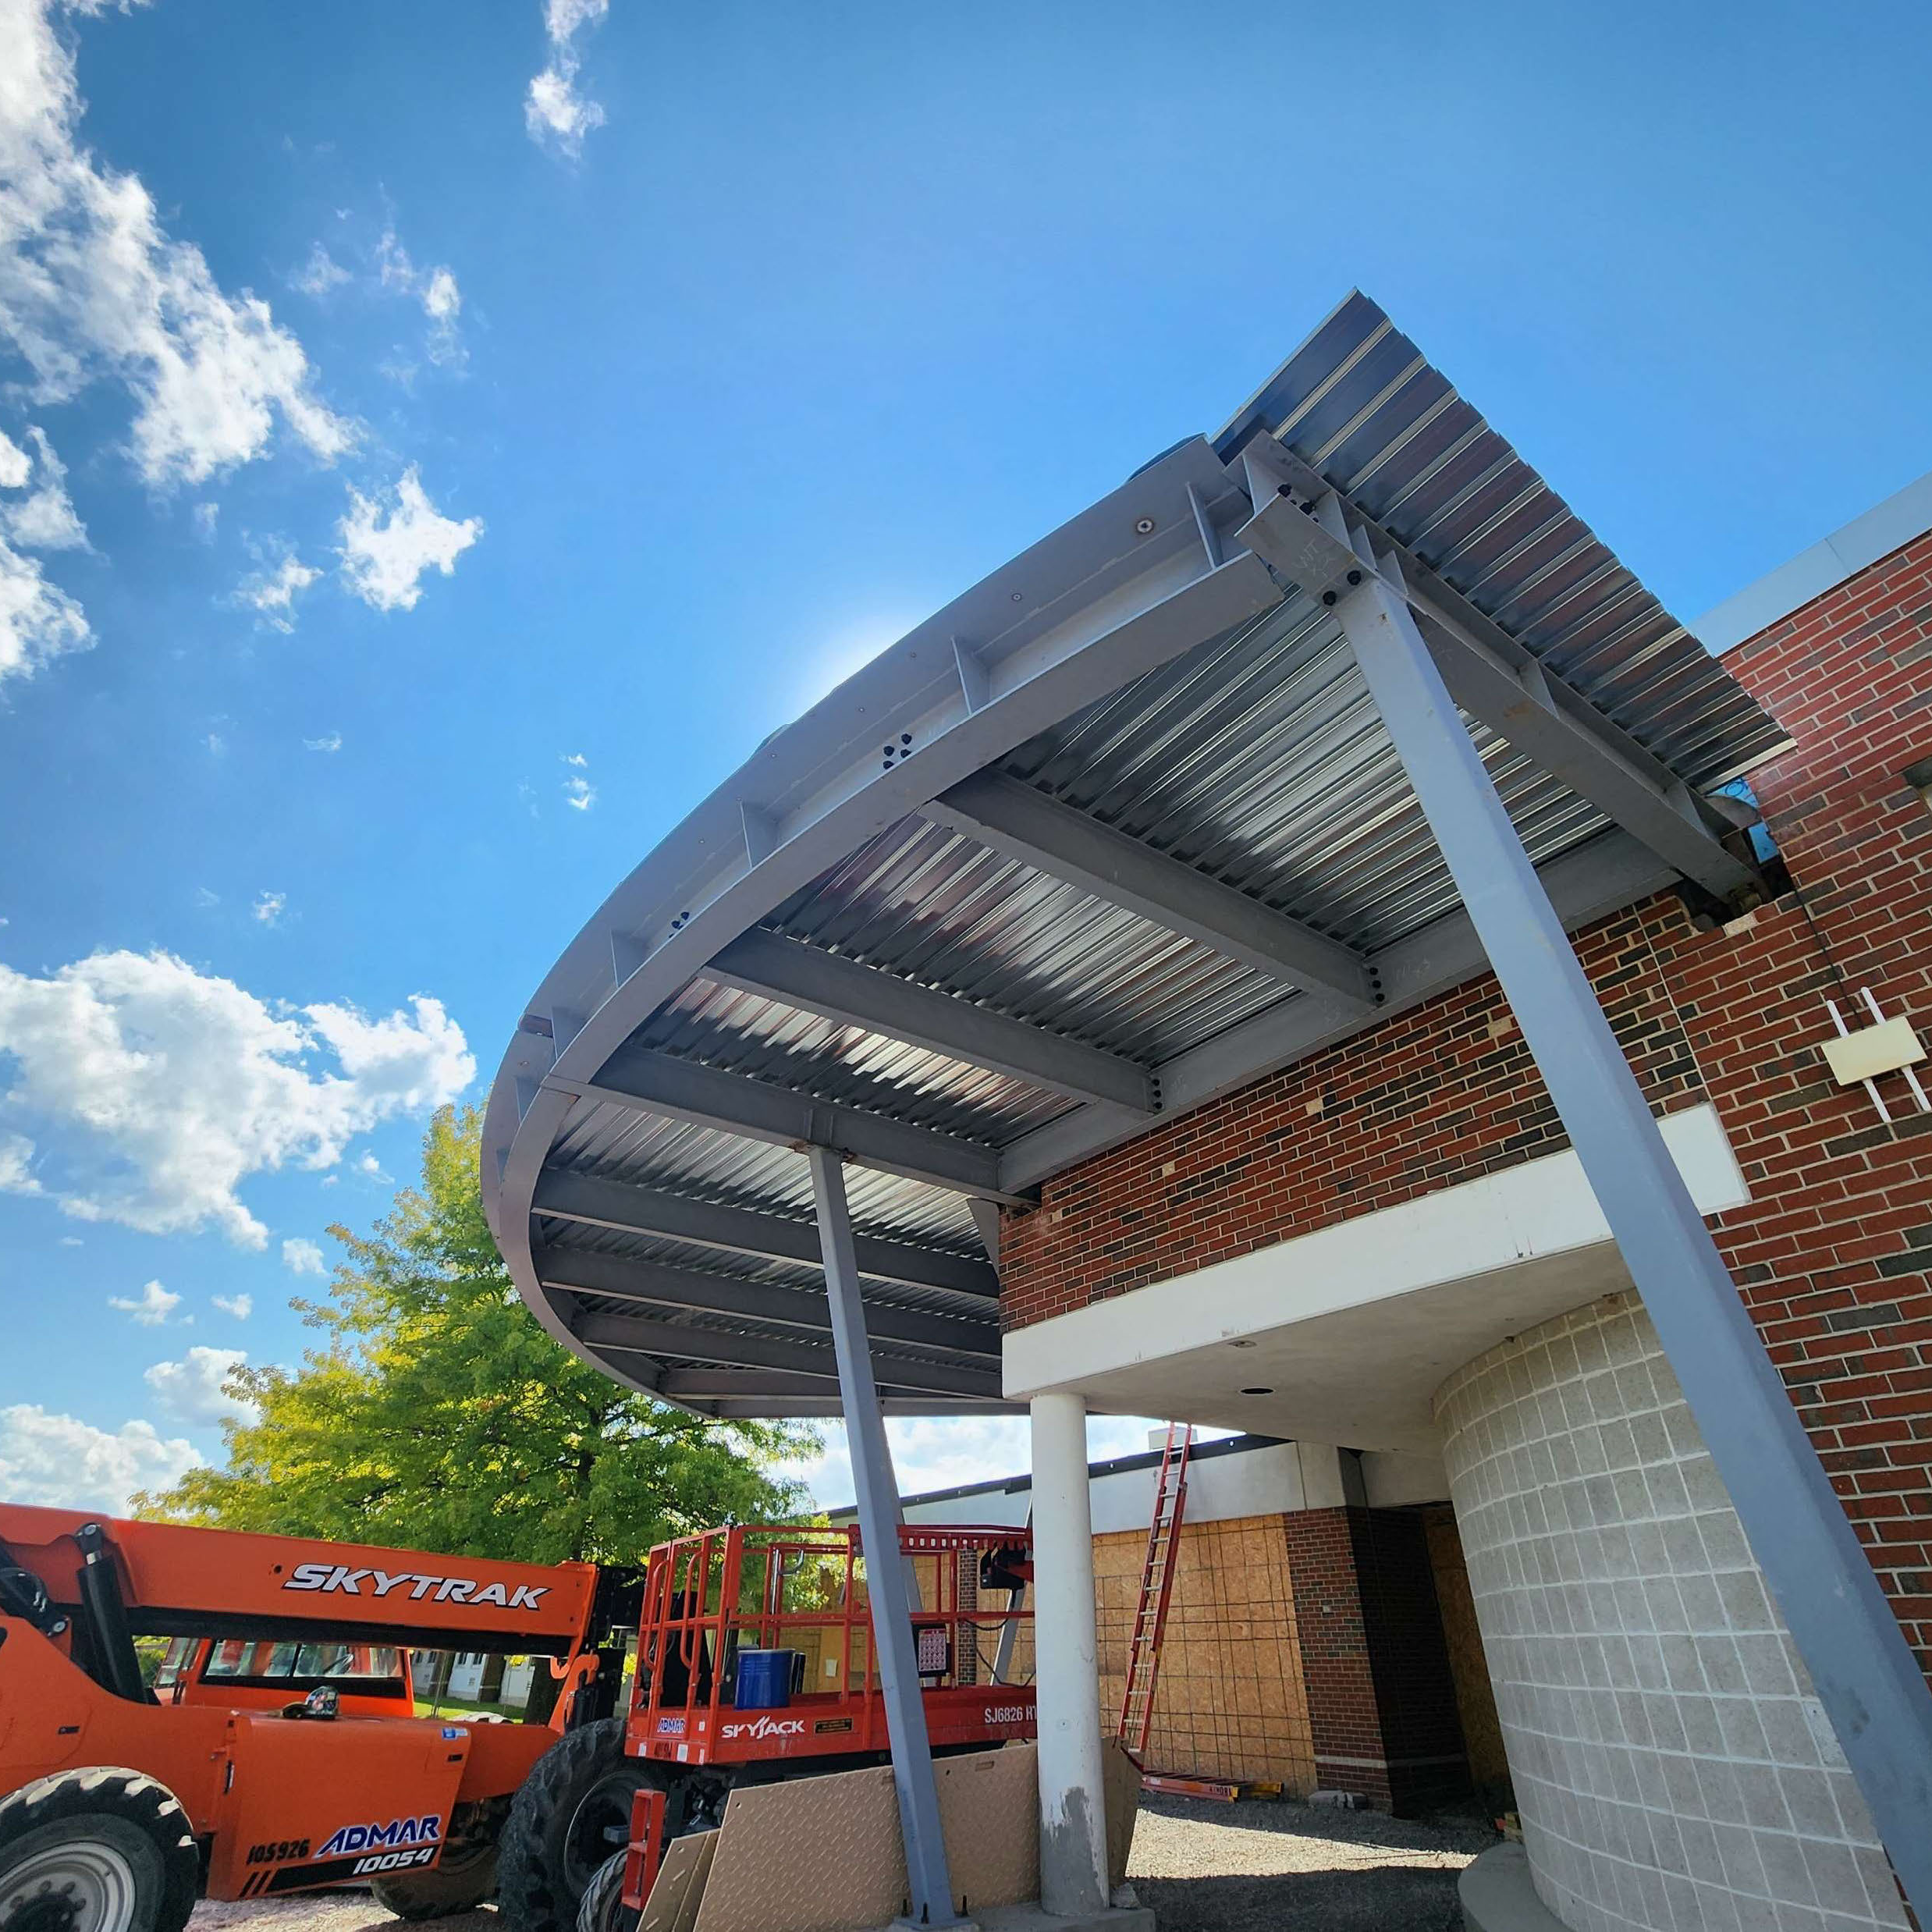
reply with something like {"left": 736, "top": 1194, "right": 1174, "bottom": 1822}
{"left": 808, "top": 1145, "right": 965, "bottom": 1930}
{"left": 1337, "top": 566, "right": 1932, "bottom": 1916}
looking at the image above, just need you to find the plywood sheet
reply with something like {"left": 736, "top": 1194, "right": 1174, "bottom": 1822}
{"left": 691, "top": 1744, "right": 1043, "bottom": 1932}
{"left": 936, "top": 1742, "right": 1038, "bottom": 1913}
{"left": 1423, "top": 1505, "right": 1508, "bottom": 1785}
{"left": 640, "top": 1829, "right": 717, "bottom": 1932}
{"left": 1101, "top": 1739, "right": 1139, "bottom": 1887}
{"left": 694, "top": 1763, "right": 903, "bottom": 1932}
{"left": 1094, "top": 1514, "right": 1315, "bottom": 1789}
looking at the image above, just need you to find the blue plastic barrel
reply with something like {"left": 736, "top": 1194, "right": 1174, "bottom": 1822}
{"left": 733, "top": 1647, "right": 797, "bottom": 1710}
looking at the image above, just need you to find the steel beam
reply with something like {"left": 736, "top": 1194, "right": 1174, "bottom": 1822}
{"left": 999, "top": 825, "right": 1676, "bottom": 1190}
{"left": 698, "top": 1395, "right": 1020, "bottom": 1418}
{"left": 1236, "top": 442, "right": 1763, "bottom": 903}
{"left": 923, "top": 770, "right": 1375, "bottom": 1009}
{"left": 1336, "top": 560, "right": 1932, "bottom": 1920}
{"left": 573, "top": 1309, "right": 1003, "bottom": 1399}
{"left": 533, "top": 1246, "right": 1000, "bottom": 1358}
{"left": 810, "top": 1146, "right": 965, "bottom": 1929}
{"left": 530, "top": 1169, "right": 999, "bottom": 1299}
{"left": 657, "top": 1371, "right": 1012, "bottom": 1409}
{"left": 547, "top": 1045, "right": 1024, "bottom": 1205}
{"left": 705, "top": 927, "right": 1156, "bottom": 1113}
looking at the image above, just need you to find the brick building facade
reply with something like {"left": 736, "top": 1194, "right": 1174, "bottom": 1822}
{"left": 1001, "top": 525, "right": 1932, "bottom": 1682}
{"left": 986, "top": 506, "right": 1932, "bottom": 1929}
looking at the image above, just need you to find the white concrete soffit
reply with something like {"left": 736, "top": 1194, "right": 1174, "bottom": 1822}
{"left": 1004, "top": 1103, "right": 1752, "bottom": 1450}
{"left": 485, "top": 291, "right": 1789, "bottom": 1418}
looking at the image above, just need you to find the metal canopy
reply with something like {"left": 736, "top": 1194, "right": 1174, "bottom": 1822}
{"left": 484, "top": 291, "right": 1789, "bottom": 1417}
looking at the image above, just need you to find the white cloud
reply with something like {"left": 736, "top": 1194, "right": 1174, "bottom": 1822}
{"left": 0, "top": 532, "right": 90, "bottom": 687}
{"left": 561, "top": 752, "right": 595, "bottom": 811}
{"left": 144, "top": 1345, "right": 254, "bottom": 1428}
{"left": 0, "top": 1131, "right": 41, "bottom": 1195}
{"left": 525, "top": 0, "right": 610, "bottom": 156}
{"left": 353, "top": 1151, "right": 389, "bottom": 1183}
{"left": 303, "top": 732, "right": 341, "bottom": 752}
{"left": 191, "top": 501, "right": 218, "bottom": 541}
{"left": 281, "top": 1238, "right": 323, "bottom": 1277}
{"left": 0, "top": 948, "right": 474, "bottom": 1247}
{"left": 338, "top": 467, "right": 481, "bottom": 612}
{"left": 292, "top": 242, "right": 351, "bottom": 299}
{"left": 235, "top": 546, "right": 320, "bottom": 634}
{"left": 251, "top": 890, "right": 286, "bottom": 926}
{"left": 211, "top": 1291, "right": 253, "bottom": 1319}
{"left": 0, "top": 425, "right": 86, "bottom": 550}
{"left": 375, "top": 233, "right": 464, "bottom": 368}
{"left": 0, "top": 0, "right": 353, "bottom": 487}
{"left": 0, "top": 1404, "right": 198, "bottom": 1513}
{"left": 108, "top": 1278, "right": 182, "bottom": 1327}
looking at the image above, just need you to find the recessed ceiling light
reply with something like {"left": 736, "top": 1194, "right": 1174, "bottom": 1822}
{"left": 1239, "top": 1386, "right": 1274, "bottom": 1396}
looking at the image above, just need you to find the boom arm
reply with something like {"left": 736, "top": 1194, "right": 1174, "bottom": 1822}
{"left": 0, "top": 1503, "right": 603, "bottom": 1657}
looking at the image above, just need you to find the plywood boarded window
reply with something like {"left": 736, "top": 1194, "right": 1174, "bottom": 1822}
{"left": 1095, "top": 1513, "right": 1315, "bottom": 1790}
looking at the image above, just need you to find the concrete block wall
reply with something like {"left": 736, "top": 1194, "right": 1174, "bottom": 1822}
{"left": 1437, "top": 1295, "right": 1907, "bottom": 1932}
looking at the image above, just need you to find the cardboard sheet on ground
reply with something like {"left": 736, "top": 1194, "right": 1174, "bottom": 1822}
{"left": 652, "top": 1741, "right": 1139, "bottom": 1932}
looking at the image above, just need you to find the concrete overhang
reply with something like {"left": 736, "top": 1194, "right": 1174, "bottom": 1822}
{"left": 1002, "top": 1102, "right": 1751, "bottom": 1454}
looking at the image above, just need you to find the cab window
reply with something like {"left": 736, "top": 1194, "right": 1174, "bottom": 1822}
{"left": 199, "top": 1639, "right": 406, "bottom": 1692}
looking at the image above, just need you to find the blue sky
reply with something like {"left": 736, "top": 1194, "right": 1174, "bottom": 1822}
{"left": 2, "top": 0, "right": 1928, "bottom": 1515}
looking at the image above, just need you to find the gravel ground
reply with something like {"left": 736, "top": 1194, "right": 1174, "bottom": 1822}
{"left": 189, "top": 1797, "right": 1494, "bottom": 1932}
{"left": 189, "top": 1900, "right": 499, "bottom": 1932}
{"left": 1127, "top": 1794, "right": 1495, "bottom": 1932}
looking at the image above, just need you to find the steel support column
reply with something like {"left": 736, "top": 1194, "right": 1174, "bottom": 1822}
{"left": 1337, "top": 566, "right": 1932, "bottom": 1917}
{"left": 808, "top": 1146, "right": 965, "bottom": 1930}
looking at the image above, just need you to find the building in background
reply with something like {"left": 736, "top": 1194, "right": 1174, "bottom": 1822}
{"left": 830, "top": 1431, "right": 1506, "bottom": 1808}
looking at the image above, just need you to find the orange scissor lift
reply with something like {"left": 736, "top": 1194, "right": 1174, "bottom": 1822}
{"left": 604, "top": 1520, "right": 1035, "bottom": 1910}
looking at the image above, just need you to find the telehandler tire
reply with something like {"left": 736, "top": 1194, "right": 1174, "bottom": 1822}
{"left": 370, "top": 1834, "right": 498, "bottom": 1920}
{"left": 498, "top": 1720, "right": 663, "bottom": 1932}
{"left": 574, "top": 1851, "right": 635, "bottom": 1932}
{"left": 0, "top": 1770, "right": 197, "bottom": 1932}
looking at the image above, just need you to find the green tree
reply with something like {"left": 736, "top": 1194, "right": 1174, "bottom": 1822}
{"left": 140, "top": 1105, "right": 816, "bottom": 1564}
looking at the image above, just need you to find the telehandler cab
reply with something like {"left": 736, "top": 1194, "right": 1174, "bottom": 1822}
{"left": 0, "top": 1504, "right": 636, "bottom": 1932}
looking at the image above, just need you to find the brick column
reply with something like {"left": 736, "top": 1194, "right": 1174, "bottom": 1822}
{"left": 1284, "top": 1506, "right": 1469, "bottom": 1813}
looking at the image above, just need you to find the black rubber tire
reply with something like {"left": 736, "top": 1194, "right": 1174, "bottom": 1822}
{"left": 497, "top": 1721, "right": 662, "bottom": 1932}
{"left": 370, "top": 1837, "right": 498, "bottom": 1921}
{"left": 0, "top": 1770, "right": 197, "bottom": 1932}
{"left": 573, "top": 1852, "right": 636, "bottom": 1932}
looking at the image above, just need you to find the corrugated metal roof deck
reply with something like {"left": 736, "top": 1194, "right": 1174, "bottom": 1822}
{"left": 483, "top": 292, "right": 1790, "bottom": 1417}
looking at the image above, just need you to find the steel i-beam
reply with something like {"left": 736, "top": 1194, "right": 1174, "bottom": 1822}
{"left": 1334, "top": 551, "right": 1932, "bottom": 1920}
{"left": 808, "top": 1146, "right": 966, "bottom": 1930}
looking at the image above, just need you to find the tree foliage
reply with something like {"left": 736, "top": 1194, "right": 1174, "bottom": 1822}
{"left": 140, "top": 1105, "right": 816, "bottom": 1564}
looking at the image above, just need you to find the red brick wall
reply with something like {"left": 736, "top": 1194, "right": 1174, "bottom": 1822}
{"left": 999, "top": 900, "right": 1704, "bottom": 1327}
{"left": 1283, "top": 1508, "right": 1386, "bottom": 1806}
{"left": 1003, "top": 527, "right": 1932, "bottom": 1668}
{"left": 1283, "top": 1506, "right": 1469, "bottom": 1812}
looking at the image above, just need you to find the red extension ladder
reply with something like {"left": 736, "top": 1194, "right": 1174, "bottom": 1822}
{"left": 1117, "top": 1421, "right": 1194, "bottom": 1760}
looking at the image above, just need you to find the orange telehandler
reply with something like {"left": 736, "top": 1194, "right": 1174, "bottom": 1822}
{"left": 0, "top": 1503, "right": 642, "bottom": 1932}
